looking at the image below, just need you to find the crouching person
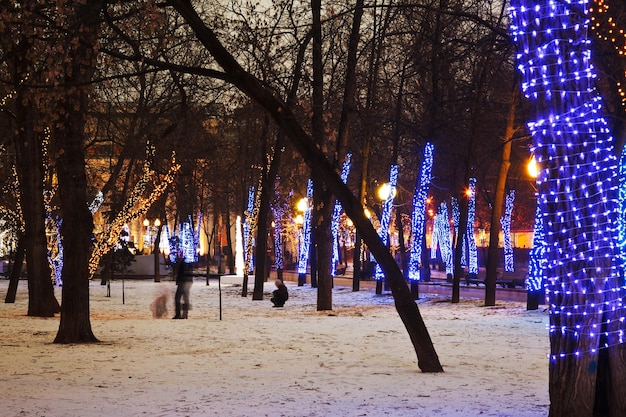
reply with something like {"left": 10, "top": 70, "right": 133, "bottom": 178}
{"left": 271, "top": 279, "right": 288, "bottom": 308}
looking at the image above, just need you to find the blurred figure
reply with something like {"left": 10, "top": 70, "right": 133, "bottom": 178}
{"left": 173, "top": 258, "right": 192, "bottom": 319}
{"left": 270, "top": 279, "right": 288, "bottom": 308}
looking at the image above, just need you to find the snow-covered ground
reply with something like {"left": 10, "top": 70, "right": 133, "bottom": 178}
{"left": 0, "top": 275, "right": 549, "bottom": 416}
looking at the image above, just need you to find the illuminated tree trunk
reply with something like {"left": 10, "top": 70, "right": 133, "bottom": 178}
{"left": 510, "top": 1, "right": 626, "bottom": 415}
{"left": 170, "top": 0, "right": 442, "bottom": 372}
{"left": 0, "top": 10, "right": 60, "bottom": 316}
{"left": 14, "top": 92, "right": 59, "bottom": 317}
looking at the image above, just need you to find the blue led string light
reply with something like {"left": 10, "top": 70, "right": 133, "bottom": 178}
{"left": 332, "top": 153, "right": 352, "bottom": 274}
{"left": 375, "top": 165, "right": 398, "bottom": 281}
{"left": 501, "top": 189, "right": 516, "bottom": 272}
{"left": 451, "top": 197, "right": 465, "bottom": 267}
{"left": 510, "top": 0, "right": 626, "bottom": 361}
{"left": 272, "top": 185, "right": 284, "bottom": 271}
{"left": 618, "top": 146, "right": 626, "bottom": 268}
{"left": 527, "top": 204, "right": 546, "bottom": 292}
{"left": 466, "top": 178, "right": 478, "bottom": 276}
{"left": 297, "top": 179, "right": 313, "bottom": 275}
{"left": 243, "top": 186, "right": 255, "bottom": 275}
{"left": 435, "top": 202, "right": 454, "bottom": 276}
{"left": 408, "top": 143, "right": 434, "bottom": 281}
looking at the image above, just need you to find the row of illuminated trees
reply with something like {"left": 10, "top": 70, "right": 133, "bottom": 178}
{"left": 1, "top": 1, "right": 625, "bottom": 413}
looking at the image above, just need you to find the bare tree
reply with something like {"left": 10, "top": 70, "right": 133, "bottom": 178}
{"left": 167, "top": 0, "right": 443, "bottom": 373}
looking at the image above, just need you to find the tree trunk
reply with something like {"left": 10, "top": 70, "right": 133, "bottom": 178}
{"left": 253, "top": 115, "right": 273, "bottom": 300}
{"left": 170, "top": 1, "right": 443, "bottom": 372}
{"left": 2, "top": 1, "right": 60, "bottom": 317}
{"left": 4, "top": 234, "right": 25, "bottom": 304}
{"left": 310, "top": 0, "right": 333, "bottom": 310}
{"left": 14, "top": 101, "right": 59, "bottom": 317}
{"left": 53, "top": 1, "right": 102, "bottom": 343}
{"left": 485, "top": 84, "right": 517, "bottom": 306}
{"left": 510, "top": 1, "right": 626, "bottom": 414}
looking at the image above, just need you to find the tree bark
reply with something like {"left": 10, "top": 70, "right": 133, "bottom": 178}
{"left": 169, "top": 0, "right": 443, "bottom": 372}
{"left": 14, "top": 100, "right": 59, "bottom": 317}
{"left": 4, "top": 234, "right": 25, "bottom": 304}
{"left": 310, "top": 0, "right": 334, "bottom": 311}
{"left": 53, "top": 1, "right": 102, "bottom": 343}
{"left": 485, "top": 84, "right": 517, "bottom": 306}
{"left": 510, "top": 1, "right": 626, "bottom": 414}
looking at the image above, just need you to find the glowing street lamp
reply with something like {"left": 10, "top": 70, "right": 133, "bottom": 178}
{"left": 377, "top": 182, "right": 396, "bottom": 201}
{"left": 528, "top": 154, "right": 538, "bottom": 179}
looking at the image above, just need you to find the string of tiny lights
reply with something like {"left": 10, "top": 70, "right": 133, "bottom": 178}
{"left": 332, "top": 154, "right": 352, "bottom": 274}
{"left": 375, "top": 164, "right": 398, "bottom": 281}
{"left": 528, "top": 204, "right": 546, "bottom": 292}
{"left": 88, "top": 152, "right": 180, "bottom": 275}
{"left": 451, "top": 197, "right": 464, "bottom": 266}
{"left": 408, "top": 143, "right": 434, "bottom": 282}
{"left": 619, "top": 148, "right": 626, "bottom": 274}
{"left": 590, "top": 0, "right": 626, "bottom": 109}
{"left": 297, "top": 179, "right": 313, "bottom": 275}
{"left": 433, "top": 202, "right": 454, "bottom": 275}
{"left": 509, "top": 0, "right": 626, "bottom": 361}
{"left": 466, "top": 178, "right": 478, "bottom": 276}
{"left": 271, "top": 183, "right": 285, "bottom": 271}
{"left": 501, "top": 189, "right": 516, "bottom": 272}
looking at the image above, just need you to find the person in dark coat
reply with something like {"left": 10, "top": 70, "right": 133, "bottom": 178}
{"left": 173, "top": 258, "right": 193, "bottom": 319}
{"left": 271, "top": 279, "right": 288, "bottom": 307}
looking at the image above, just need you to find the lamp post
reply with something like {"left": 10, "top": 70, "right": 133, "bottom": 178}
{"left": 143, "top": 219, "right": 150, "bottom": 253}
{"left": 375, "top": 181, "right": 396, "bottom": 294}
{"left": 295, "top": 212, "right": 305, "bottom": 285}
{"left": 526, "top": 154, "right": 543, "bottom": 310}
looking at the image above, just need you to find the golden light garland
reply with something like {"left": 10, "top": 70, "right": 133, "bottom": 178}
{"left": 88, "top": 152, "right": 180, "bottom": 276}
{"left": 591, "top": 0, "right": 626, "bottom": 108}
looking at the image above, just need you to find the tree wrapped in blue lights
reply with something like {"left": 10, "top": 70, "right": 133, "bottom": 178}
{"left": 374, "top": 165, "right": 398, "bottom": 282}
{"left": 433, "top": 202, "right": 453, "bottom": 277}
{"left": 466, "top": 178, "right": 478, "bottom": 277}
{"left": 501, "top": 189, "right": 515, "bottom": 273}
{"left": 243, "top": 185, "right": 256, "bottom": 276}
{"left": 271, "top": 184, "right": 289, "bottom": 274}
{"left": 618, "top": 147, "right": 626, "bottom": 275}
{"left": 451, "top": 197, "right": 463, "bottom": 266}
{"left": 297, "top": 179, "right": 313, "bottom": 278}
{"left": 332, "top": 153, "right": 351, "bottom": 274}
{"left": 408, "top": 143, "right": 434, "bottom": 282}
{"left": 510, "top": 0, "right": 626, "bottom": 413}
{"left": 527, "top": 204, "right": 546, "bottom": 310}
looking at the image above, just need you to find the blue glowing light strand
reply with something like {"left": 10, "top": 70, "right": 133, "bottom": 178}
{"left": 408, "top": 143, "right": 434, "bottom": 281}
{"left": 501, "top": 189, "right": 515, "bottom": 273}
{"left": 466, "top": 178, "right": 478, "bottom": 275}
{"left": 374, "top": 164, "right": 399, "bottom": 281}
{"left": 243, "top": 185, "right": 255, "bottom": 275}
{"left": 300, "top": 184, "right": 313, "bottom": 264}
{"left": 510, "top": 0, "right": 626, "bottom": 361}
{"left": 297, "top": 179, "right": 313, "bottom": 275}
{"left": 618, "top": 146, "right": 626, "bottom": 275}
{"left": 435, "top": 202, "right": 454, "bottom": 276}
{"left": 271, "top": 184, "right": 288, "bottom": 271}
{"left": 451, "top": 197, "right": 465, "bottom": 266}
{"left": 332, "top": 153, "right": 352, "bottom": 274}
{"left": 181, "top": 220, "right": 196, "bottom": 263}
{"left": 527, "top": 203, "right": 546, "bottom": 293}
{"left": 49, "top": 217, "right": 63, "bottom": 286}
